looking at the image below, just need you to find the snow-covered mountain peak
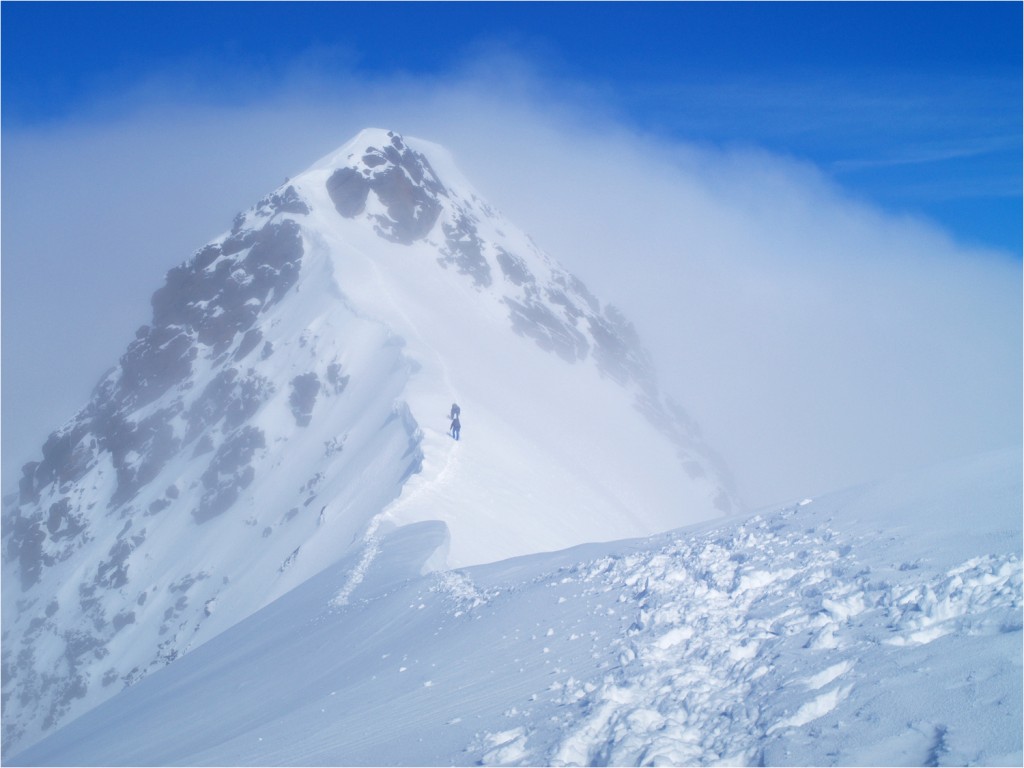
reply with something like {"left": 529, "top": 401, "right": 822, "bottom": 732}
{"left": 312, "top": 127, "right": 459, "bottom": 186}
{"left": 2, "top": 129, "right": 734, "bottom": 756}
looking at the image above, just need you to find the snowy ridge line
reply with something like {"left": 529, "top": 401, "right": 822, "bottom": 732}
{"left": 328, "top": 398, "right": 427, "bottom": 609}
{"left": 472, "top": 498, "right": 1022, "bottom": 766}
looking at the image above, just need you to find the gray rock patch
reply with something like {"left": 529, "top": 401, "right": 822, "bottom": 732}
{"left": 496, "top": 247, "right": 535, "bottom": 286}
{"left": 289, "top": 373, "right": 321, "bottom": 427}
{"left": 439, "top": 214, "right": 492, "bottom": 287}
{"left": 326, "top": 167, "right": 369, "bottom": 218}
{"left": 504, "top": 297, "right": 589, "bottom": 364}
{"left": 194, "top": 426, "right": 265, "bottom": 523}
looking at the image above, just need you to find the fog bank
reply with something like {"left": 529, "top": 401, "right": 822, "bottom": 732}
{"left": 3, "top": 70, "right": 1020, "bottom": 508}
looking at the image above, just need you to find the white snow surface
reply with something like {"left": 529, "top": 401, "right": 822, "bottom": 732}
{"left": 10, "top": 447, "right": 1021, "bottom": 766}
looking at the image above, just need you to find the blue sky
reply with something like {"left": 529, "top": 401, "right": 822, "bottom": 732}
{"left": 2, "top": 2, "right": 1021, "bottom": 505}
{"left": 4, "top": 1, "right": 1021, "bottom": 254}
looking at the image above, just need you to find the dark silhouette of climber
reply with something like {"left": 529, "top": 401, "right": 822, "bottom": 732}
{"left": 449, "top": 402, "right": 461, "bottom": 420}
{"left": 450, "top": 414, "right": 461, "bottom": 441}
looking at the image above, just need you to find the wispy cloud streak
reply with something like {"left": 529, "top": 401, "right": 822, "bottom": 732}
{"left": 3, "top": 59, "right": 1020, "bottom": 508}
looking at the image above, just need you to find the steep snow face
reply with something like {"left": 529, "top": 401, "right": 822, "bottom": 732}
{"left": 1, "top": 129, "right": 734, "bottom": 755}
{"left": 9, "top": 449, "right": 1020, "bottom": 767}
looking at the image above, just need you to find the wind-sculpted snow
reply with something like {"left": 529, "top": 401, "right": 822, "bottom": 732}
{"left": 505, "top": 517, "right": 1020, "bottom": 765}
{"left": 8, "top": 449, "right": 1019, "bottom": 767}
{"left": 2, "top": 128, "right": 735, "bottom": 756}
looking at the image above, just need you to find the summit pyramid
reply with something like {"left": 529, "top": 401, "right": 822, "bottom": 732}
{"left": 2, "top": 129, "right": 735, "bottom": 755}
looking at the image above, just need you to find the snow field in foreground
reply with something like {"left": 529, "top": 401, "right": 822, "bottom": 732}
{"left": 11, "top": 448, "right": 1020, "bottom": 766}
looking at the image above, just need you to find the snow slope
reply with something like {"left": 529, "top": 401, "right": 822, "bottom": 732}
{"left": 11, "top": 448, "right": 1021, "bottom": 766}
{"left": 2, "top": 129, "right": 733, "bottom": 755}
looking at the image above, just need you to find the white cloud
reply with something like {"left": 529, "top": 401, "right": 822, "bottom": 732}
{"left": 3, "top": 63, "right": 1019, "bottom": 508}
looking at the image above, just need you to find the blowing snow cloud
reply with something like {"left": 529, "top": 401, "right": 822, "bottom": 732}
{"left": 2, "top": 58, "right": 1020, "bottom": 509}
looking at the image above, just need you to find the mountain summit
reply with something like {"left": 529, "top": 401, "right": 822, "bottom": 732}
{"left": 2, "top": 129, "right": 735, "bottom": 754}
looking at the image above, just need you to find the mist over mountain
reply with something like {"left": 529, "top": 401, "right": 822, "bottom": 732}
{"left": 1, "top": 129, "right": 736, "bottom": 757}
